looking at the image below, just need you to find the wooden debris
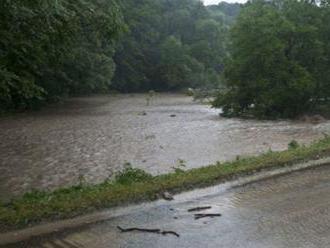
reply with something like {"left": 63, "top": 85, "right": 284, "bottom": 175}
{"left": 188, "top": 206, "right": 212, "bottom": 212}
{"left": 117, "top": 226, "right": 160, "bottom": 233}
{"left": 162, "top": 231, "right": 180, "bottom": 237}
{"left": 117, "top": 226, "right": 180, "bottom": 237}
{"left": 194, "top": 213, "right": 222, "bottom": 220}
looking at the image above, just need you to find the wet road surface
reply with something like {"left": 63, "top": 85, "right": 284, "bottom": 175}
{"left": 1, "top": 94, "right": 330, "bottom": 199}
{"left": 8, "top": 165, "right": 330, "bottom": 248}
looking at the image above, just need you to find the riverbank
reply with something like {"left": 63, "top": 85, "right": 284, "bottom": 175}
{"left": 2, "top": 137, "right": 330, "bottom": 232}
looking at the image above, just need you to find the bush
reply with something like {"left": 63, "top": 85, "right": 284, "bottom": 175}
{"left": 288, "top": 140, "right": 300, "bottom": 150}
{"left": 115, "top": 164, "right": 153, "bottom": 185}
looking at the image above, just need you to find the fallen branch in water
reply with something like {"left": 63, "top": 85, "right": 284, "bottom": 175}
{"left": 188, "top": 206, "right": 212, "bottom": 212}
{"left": 117, "top": 226, "right": 160, "bottom": 233}
{"left": 161, "top": 231, "right": 180, "bottom": 237}
{"left": 194, "top": 213, "right": 222, "bottom": 220}
{"left": 117, "top": 226, "right": 180, "bottom": 237}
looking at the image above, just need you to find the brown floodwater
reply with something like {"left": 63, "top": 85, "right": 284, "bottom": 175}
{"left": 1, "top": 94, "right": 330, "bottom": 199}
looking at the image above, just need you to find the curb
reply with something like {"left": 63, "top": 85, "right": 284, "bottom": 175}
{"left": 1, "top": 157, "right": 330, "bottom": 246}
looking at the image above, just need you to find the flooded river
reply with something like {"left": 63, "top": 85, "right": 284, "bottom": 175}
{"left": 1, "top": 94, "right": 330, "bottom": 199}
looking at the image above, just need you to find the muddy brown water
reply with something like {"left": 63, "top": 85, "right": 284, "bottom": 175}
{"left": 1, "top": 94, "right": 330, "bottom": 200}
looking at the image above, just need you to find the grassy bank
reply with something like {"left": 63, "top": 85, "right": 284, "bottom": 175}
{"left": 2, "top": 137, "right": 330, "bottom": 231}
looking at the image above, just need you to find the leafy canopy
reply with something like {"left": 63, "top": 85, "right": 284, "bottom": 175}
{"left": 213, "top": 0, "right": 330, "bottom": 118}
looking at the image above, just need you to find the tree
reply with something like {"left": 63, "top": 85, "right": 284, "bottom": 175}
{"left": 1, "top": 0, "right": 241, "bottom": 111}
{"left": 156, "top": 36, "right": 204, "bottom": 90}
{"left": 112, "top": 0, "right": 233, "bottom": 92}
{"left": 0, "top": 0, "right": 123, "bottom": 111}
{"left": 214, "top": 0, "right": 330, "bottom": 118}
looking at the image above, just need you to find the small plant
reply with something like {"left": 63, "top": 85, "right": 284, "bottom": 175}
{"left": 288, "top": 140, "right": 300, "bottom": 150}
{"left": 20, "top": 190, "right": 48, "bottom": 203}
{"left": 177, "top": 159, "right": 186, "bottom": 167}
{"left": 78, "top": 175, "right": 87, "bottom": 186}
{"left": 171, "top": 167, "right": 185, "bottom": 174}
{"left": 266, "top": 148, "right": 273, "bottom": 154}
{"left": 115, "top": 163, "right": 153, "bottom": 185}
{"left": 171, "top": 159, "right": 187, "bottom": 173}
{"left": 146, "top": 90, "right": 156, "bottom": 106}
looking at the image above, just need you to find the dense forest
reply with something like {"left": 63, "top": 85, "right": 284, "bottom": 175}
{"left": 2, "top": 0, "right": 330, "bottom": 119}
{"left": 0, "top": 0, "right": 240, "bottom": 111}
{"left": 0, "top": 0, "right": 124, "bottom": 110}
{"left": 112, "top": 1, "right": 242, "bottom": 92}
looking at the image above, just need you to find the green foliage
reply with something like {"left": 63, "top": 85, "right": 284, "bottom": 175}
{"left": 208, "top": 2, "right": 242, "bottom": 26}
{"left": 171, "top": 159, "right": 187, "bottom": 173}
{"left": 0, "top": 1, "right": 242, "bottom": 111}
{"left": 1, "top": 0, "right": 242, "bottom": 111}
{"left": 213, "top": 0, "right": 330, "bottom": 118}
{"left": 2, "top": 136, "right": 330, "bottom": 230}
{"left": 0, "top": 0, "right": 123, "bottom": 111}
{"left": 288, "top": 140, "right": 300, "bottom": 150}
{"left": 115, "top": 163, "right": 153, "bottom": 185}
{"left": 112, "top": 0, "right": 240, "bottom": 92}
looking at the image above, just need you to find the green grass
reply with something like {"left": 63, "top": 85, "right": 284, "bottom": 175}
{"left": 2, "top": 137, "right": 330, "bottom": 231}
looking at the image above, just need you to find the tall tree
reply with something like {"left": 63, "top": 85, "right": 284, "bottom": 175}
{"left": 214, "top": 0, "right": 330, "bottom": 118}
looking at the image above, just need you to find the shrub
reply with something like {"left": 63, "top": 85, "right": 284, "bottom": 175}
{"left": 288, "top": 140, "right": 300, "bottom": 150}
{"left": 115, "top": 164, "right": 153, "bottom": 185}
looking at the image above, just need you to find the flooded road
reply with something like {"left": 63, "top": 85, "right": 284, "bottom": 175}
{"left": 7, "top": 164, "right": 330, "bottom": 248}
{"left": 1, "top": 94, "right": 330, "bottom": 199}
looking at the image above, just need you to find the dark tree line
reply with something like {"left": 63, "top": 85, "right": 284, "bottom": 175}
{"left": 4, "top": 0, "right": 330, "bottom": 119}
{"left": 213, "top": 0, "right": 330, "bottom": 118}
{"left": 0, "top": 0, "right": 240, "bottom": 111}
{"left": 112, "top": 0, "right": 241, "bottom": 92}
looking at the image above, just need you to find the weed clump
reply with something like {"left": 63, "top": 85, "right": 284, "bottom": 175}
{"left": 288, "top": 140, "right": 300, "bottom": 150}
{"left": 115, "top": 163, "right": 153, "bottom": 185}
